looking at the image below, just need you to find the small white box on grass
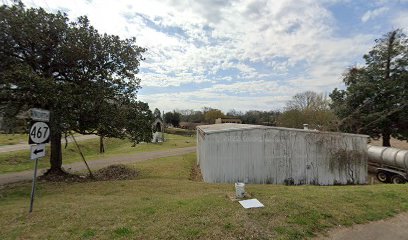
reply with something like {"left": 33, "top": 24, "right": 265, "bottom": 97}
{"left": 238, "top": 199, "right": 264, "bottom": 209}
{"left": 235, "top": 182, "right": 245, "bottom": 198}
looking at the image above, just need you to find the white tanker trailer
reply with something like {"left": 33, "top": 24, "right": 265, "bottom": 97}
{"left": 367, "top": 145, "right": 408, "bottom": 184}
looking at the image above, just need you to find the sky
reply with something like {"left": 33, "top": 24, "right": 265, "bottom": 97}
{"left": 14, "top": 0, "right": 408, "bottom": 112}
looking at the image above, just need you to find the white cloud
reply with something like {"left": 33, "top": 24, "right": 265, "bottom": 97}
{"left": 361, "top": 7, "right": 389, "bottom": 22}
{"left": 18, "top": 0, "right": 394, "bottom": 112}
{"left": 392, "top": 10, "right": 408, "bottom": 30}
{"left": 209, "top": 80, "right": 296, "bottom": 95}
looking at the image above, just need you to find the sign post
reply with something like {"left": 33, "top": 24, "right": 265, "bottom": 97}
{"left": 28, "top": 108, "right": 50, "bottom": 213}
{"left": 29, "top": 157, "right": 39, "bottom": 213}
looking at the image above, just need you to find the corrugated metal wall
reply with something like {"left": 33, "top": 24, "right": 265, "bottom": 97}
{"left": 197, "top": 127, "right": 368, "bottom": 185}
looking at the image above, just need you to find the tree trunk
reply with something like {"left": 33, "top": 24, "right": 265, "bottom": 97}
{"left": 49, "top": 130, "right": 63, "bottom": 173}
{"left": 99, "top": 136, "right": 105, "bottom": 153}
{"left": 382, "top": 130, "right": 391, "bottom": 147}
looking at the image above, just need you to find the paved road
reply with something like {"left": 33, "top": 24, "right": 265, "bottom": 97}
{"left": 0, "top": 135, "right": 98, "bottom": 153}
{"left": 316, "top": 212, "right": 408, "bottom": 240}
{"left": 0, "top": 146, "right": 196, "bottom": 185}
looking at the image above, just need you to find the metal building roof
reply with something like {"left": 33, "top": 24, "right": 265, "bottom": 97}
{"left": 196, "top": 123, "right": 368, "bottom": 138}
{"left": 197, "top": 123, "right": 268, "bottom": 133}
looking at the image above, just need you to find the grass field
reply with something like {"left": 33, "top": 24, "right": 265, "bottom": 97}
{"left": 0, "top": 134, "right": 27, "bottom": 146}
{"left": 0, "top": 134, "right": 195, "bottom": 173}
{"left": 369, "top": 137, "right": 408, "bottom": 150}
{"left": 1, "top": 153, "right": 408, "bottom": 239}
{"left": 165, "top": 127, "right": 196, "bottom": 136}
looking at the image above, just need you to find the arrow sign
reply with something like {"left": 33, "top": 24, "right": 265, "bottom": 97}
{"left": 34, "top": 148, "right": 44, "bottom": 155}
{"left": 30, "top": 144, "right": 46, "bottom": 160}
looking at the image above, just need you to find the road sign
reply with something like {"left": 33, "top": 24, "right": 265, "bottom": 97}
{"left": 29, "top": 122, "right": 50, "bottom": 144}
{"left": 30, "top": 144, "right": 45, "bottom": 160}
{"left": 30, "top": 108, "right": 50, "bottom": 122}
{"left": 28, "top": 108, "right": 49, "bottom": 213}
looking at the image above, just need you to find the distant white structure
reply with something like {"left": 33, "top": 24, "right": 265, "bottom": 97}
{"left": 215, "top": 118, "right": 242, "bottom": 124}
{"left": 152, "top": 118, "right": 164, "bottom": 143}
{"left": 197, "top": 124, "right": 368, "bottom": 185}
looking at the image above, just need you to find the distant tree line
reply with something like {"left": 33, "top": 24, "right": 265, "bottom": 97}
{"left": 161, "top": 91, "right": 334, "bottom": 130}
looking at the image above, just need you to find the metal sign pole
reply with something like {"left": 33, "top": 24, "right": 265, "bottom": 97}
{"left": 27, "top": 108, "right": 50, "bottom": 213}
{"left": 29, "top": 157, "right": 39, "bottom": 213}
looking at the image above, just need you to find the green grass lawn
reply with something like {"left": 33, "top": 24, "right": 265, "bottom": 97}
{"left": 0, "top": 134, "right": 195, "bottom": 173}
{"left": 165, "top": 127, "right": 196, "bottom": 136}
{"left": 1, "top": 153, "right": 408, "bottom": 239}
{"left": 0, "top": 134, "right": 28, "bottom": 146}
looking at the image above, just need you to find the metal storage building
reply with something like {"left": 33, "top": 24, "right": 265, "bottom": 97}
{"left": 197, "top": 124, "right": 368, "bottom": 185}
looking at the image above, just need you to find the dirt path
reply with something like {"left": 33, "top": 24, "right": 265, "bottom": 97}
{"left": 316, "top": 212, "right": 408, "bottom": 240}
{"left": 0, "top": 135, "right": 98, "bottom": 153}
{"left": 0, "top": 146, "right": 196, "bottom": 185}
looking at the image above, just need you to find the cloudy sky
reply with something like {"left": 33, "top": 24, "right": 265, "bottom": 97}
{"left": 17, "top": 0, "right": 408, "bottom": 112}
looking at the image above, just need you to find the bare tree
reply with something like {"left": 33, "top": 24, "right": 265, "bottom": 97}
{"left": 279, "top": 91, "right": 337, "bottom": 130}
{"left": 285, "top": 91, "right": 329, "bottom": 111}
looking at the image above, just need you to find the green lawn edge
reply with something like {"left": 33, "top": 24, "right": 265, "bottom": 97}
{"left": 1, "top": 153, "right": 408, "bottom": 239}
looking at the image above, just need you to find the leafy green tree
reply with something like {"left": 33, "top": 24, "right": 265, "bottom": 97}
{"left": 0, "top": 104, "right": 27, "bottom": 133}
{"left": 240, "top": 110, "right": 280, "bottom": 125}
{"left": 124, "top": 101, "right": 153, "bottom": 146}
{"left": 93, "top": 99, "right": 153, "bottom": 153}
{"left": 203, "top": 107, "right": 225, "bottom": 124}
{"left": 164, "top": 111, "right": 181, "bottom": 127}
{"left": 188, "top": 110, "right": 204, "bottom": 123}
{"left": 276, "top": 109, "right": 304, "bottom": 129}
{"left": 226, "top": 109, "right": 243, "bottom": 118}
{"left": 330, "top": 30, "right": 408, "bottom": 147}
{"left": 178, "top": 109, "right": 204, "bottom": 123}
{"left": 0, "top": 3, "right": 150, "bottom": 174}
